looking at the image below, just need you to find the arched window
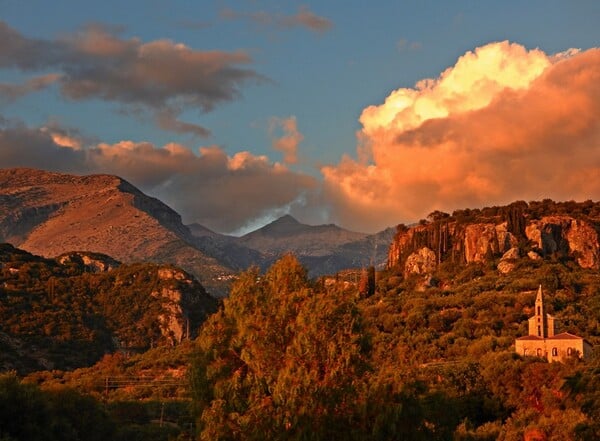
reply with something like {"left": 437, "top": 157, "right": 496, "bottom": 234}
{"left": 552, "top": 347, "right": 558, "bottom": 356}
{"left": 537, "top": 348, "right": 542, "bottom": 357}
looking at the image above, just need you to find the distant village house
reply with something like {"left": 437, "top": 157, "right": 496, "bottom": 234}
{"left": 515, "top": 286, "right": 592, "bottom": 362}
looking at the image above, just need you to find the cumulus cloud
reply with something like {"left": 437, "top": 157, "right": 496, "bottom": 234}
{"left": 0, "top": 21, "right": 263, "bottom": 136}
{"left": 322, "top": 41, "right": 600, "bottom": 232}
{"left": 0, "top": 117, "right": 316, "bottom": 233}
{"left": 220, "top": 5, "right": 332, "bottom": 33}
{"left": 269, "top": 116, "right": 303, "bottom": 164}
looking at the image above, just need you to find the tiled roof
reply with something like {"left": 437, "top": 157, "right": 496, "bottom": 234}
{"left": 516, "top": 335, "right": 544, "bottom": 341}
{"left": 547, "top": 332, "right": 584, "bottom": 340}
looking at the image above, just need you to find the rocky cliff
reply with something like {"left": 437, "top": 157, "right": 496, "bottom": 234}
{"left": 388, "top": 201, "right": 600, "bottom": 276}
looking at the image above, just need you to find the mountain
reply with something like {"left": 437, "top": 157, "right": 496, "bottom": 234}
{"left": 0, "top": 168, "right": 234, "bottom": 295}
{"left": 0, "top": 168, "right": 396, "bottom": 288}
{"left": 239, "top": 214, "right": 367, "bottom": 256}
{"left": 387, "top": 200, "right": 600, "bottom": 278}
{"left": 188, "top": 223, "right": 265, "bottom": 272}
{"left": 187, "top": 215, "right": 395, "bottom": 277}
{"left": 234, "top": 215, "right": 394, "bottom": 276}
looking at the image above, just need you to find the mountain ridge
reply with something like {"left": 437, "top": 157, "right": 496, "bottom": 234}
{"left": 187, "top": 213, "right": 394, "bottom": 276}
{"left": 0, "top": 167, "right": 234, "bottom": 295}
{"left": 1, "top": 167, "right": 394, "bottom": 292}
{"left": 239, "top": 214, "right": 368, "bottom": 257}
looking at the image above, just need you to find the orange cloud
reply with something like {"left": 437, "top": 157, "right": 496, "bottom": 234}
{"left": 322, "top": 42, "right": 600, "bottom": 232}
{"left": 269, "top": 116, "right": 303, "bottom": 164}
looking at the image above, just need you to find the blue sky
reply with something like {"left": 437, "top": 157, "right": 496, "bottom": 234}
{"left": 1, "top": 1, "right": 599, "bottom": 233}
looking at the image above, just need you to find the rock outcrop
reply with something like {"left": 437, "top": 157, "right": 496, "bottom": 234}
{"left": 526, "top": 216, "right": 599, "bottom": 269}
{"left": 404, "top": 247, "right": 437, "bottom": 275}
{"left": 497, "top": 247, "right": 520, "bottom": 274}
{"left": 388, "top": 201, "right": 600, "bottom": 275}
{"left": 153, "top": 267, "right": 215, "bottom": 345}
{"left": 57, "top": 251, "right": 120, "bottom": 272}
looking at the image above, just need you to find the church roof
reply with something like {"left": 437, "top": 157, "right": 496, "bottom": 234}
{"left": 516, "top": 332, "right": 590, "bottom": 343}
{"left": 516, "top": 335, "right": 544, "bottom": 341}
{"left": 547, "top": 332, "right": 585, "bottom": 340}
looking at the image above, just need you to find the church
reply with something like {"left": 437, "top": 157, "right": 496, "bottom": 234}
{"left": 515, "top": 286, "right": 592, "bottom": 362}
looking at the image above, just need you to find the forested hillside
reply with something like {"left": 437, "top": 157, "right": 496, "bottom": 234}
{"left": 3, "top": 247, "right": 600, "bottom": 439}
{"left": 0, "top": 244, "right": 217, "bottom": 373}
{"left": 189, "top": 254, "right": 600, "bottom": 440}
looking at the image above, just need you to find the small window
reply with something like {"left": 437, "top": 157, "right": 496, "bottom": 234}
{"left": 537, "top": 306, "right": 541, "bottom": 315}
{"left": 537, "top": 348, "right": 542, "bottom": 357}
{"left": 567, "top": 347, "right": 572, "bottom": 356}
{"left": 552, "top": 347, "right": 558, "bottom": 356}
{"left": 537, "top": 326, "right": 541, "bottom": 336}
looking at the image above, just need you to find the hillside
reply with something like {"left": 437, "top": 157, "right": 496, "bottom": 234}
{"left": 0, "top": 244, "right": 217, "bottom": 373}
{"left": 0, "top": 168, "right": 234, "bottom": 295}
{"left": 187, "top": 255, "right": 600, "bottom": 439}
{"left": 6, "top": 245, "right": 600, "bottom": 440}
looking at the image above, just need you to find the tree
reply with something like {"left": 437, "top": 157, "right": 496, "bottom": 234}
{"left": 359, "top": 266, "right": 376, "bottom": 297}
{"left": 191, "top": 255, "right": 371, "bottom": 440}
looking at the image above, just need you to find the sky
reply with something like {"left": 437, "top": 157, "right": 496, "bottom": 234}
{"left": 1, "top": 1, "right": 599, "bottom": 235}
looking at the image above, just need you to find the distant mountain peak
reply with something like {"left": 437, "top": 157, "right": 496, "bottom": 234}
{"left": 270, "top": 214, "right": 301, "bottom": 225}
{"left": 248, "top": 214, "right": 307, "bottom": 237}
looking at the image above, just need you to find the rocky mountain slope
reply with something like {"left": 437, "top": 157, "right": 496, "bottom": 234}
{"left": 189, "top": 215, "right": 395, "bottom": 276}
{"left": 0, "top": 243, "right": 217, "bottom": 373}
{"left": 0, "top": 168, "right": 234, "bottom": 295}
{"left": 388, "top": 200, "right": 600, "bottom": 277}
{"left": 1, "top": 168, "right": 394, "bottom": 290}
{"left": 238, "top": 214, "right": 367, "bottom": 256}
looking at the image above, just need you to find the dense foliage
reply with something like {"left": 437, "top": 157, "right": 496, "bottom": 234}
{"left": 190, "top": 254, "right": 600, "bottom": 440}
{"left": 3, "top": 221, "right": 600, "bottom": 440}
{"left": 0, "top": 372, "right": 187, "bottom": 441}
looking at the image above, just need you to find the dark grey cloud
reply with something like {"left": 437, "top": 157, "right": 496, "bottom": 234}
{"left": 156, "top": 108, "right": 211, "bottom": 137}
{"left": 0, "top": 119, "right": 86, "bottom": 172}
{"left": 0, "top": 21, "right": 264, "bottom": 136}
